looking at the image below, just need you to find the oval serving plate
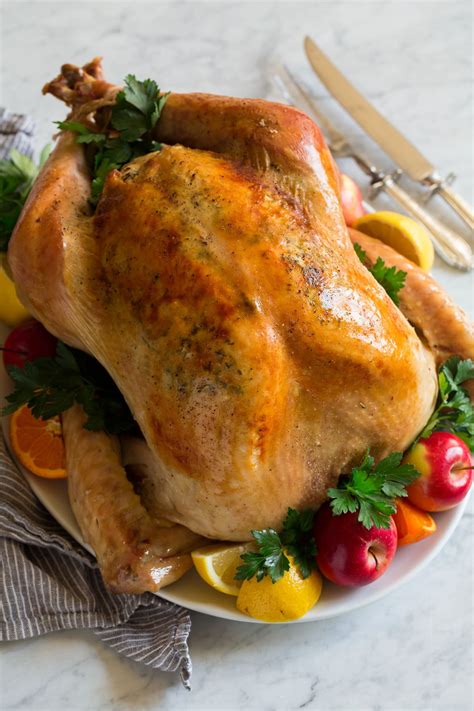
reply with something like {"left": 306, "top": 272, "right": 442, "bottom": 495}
{"left": 0, "top": 322, "right": 469, "bottom": 623}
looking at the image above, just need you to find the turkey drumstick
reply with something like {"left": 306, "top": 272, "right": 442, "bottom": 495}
{"left": 62, "top": 406, "right": 198, "bottom": 593}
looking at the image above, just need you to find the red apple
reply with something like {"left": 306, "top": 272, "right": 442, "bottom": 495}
{"left": 313, "top": 504, "right": 397, "bottom": 586}
{"left": 2, "top": 319, "right": 58, "bottom": 370}
{"left": 404, "top": 432, "right": 472, "bottom": 512}
{"left": 339, "top": 173, "right": 365, "bottom": 226}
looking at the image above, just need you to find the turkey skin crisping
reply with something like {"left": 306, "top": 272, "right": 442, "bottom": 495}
{"left": 10, "top": 60, "right": 472, "bottom": 548}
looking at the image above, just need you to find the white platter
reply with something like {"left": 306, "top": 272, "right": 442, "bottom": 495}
{"left": 0, "top": 322, "right": 469, "bottom": 623}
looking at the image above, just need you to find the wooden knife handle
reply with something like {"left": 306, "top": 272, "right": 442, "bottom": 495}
{"left": 381, "top": 176, "right": 473, "bottom": 271}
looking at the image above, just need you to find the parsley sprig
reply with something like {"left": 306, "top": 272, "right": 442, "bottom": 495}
{"left": 2, "top": 342, "right": 134, "bottom": 434}
{"left": 354, "top": 243, "right": 407, "bottom": 305}
{"left": 419, "top": 357, "right": 474, "bottom": 450}
{"left": 57, "top": 74, "right": 169, "bottom": 204}
{"left": 235, "top": 508, "right": 317, "bottom": 583}
{"left": 328, "top": 451, "right": 419, "bottom": 529}
{"left": 236, "top": 529, "right": 290, "bottom": 583}
{"left": 0, "top": 147, "right": 50, "bottom": 252}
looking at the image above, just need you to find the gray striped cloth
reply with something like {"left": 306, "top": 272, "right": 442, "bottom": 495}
{"left": 0, "top": 109, "right": 192, "bottom": 688}
{"left": 0, "top": 108, "right": 35, "bottom": 159}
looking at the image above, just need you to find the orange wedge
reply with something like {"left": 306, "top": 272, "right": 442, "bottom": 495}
{"left": 393, "top": 497, "right": 436, "bottom": 546}
{"left": 10, "top": 405, "right": 67, "bottom": 478}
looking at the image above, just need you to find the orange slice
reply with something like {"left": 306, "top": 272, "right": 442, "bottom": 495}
{"left": 10, "top": 405, "right": 67, "bottom": 478}
{"left": 393, "top": 497, "right": 436, "bottom": 546}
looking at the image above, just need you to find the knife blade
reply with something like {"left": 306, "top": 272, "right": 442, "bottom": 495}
{"left": 304, "top": 36, "right": 474, "bottom": 229}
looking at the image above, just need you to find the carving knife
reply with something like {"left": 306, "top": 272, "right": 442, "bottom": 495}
{"left": 304, "top": 36, "right": 474, "bottom": 231}
{"left": 271, "top": 63, "right": 472, "bottom": 270}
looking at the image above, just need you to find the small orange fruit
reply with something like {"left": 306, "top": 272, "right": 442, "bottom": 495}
{"left": 392, "top": 497, "right": 436, "bottom": 546}
{"left": 10, "top": 405, "right": 67, "bottom": 478}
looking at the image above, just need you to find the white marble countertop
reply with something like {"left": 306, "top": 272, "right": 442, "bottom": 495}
{"left": 1, "top": 1, "right": 472, "bottom": 709}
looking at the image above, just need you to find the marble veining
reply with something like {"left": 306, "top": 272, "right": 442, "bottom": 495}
{"left": 1, "top": 1, "right": 472, "bottom": 709}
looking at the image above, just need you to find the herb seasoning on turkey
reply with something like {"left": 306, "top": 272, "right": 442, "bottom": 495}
{"left": 4, "top": 58, "right": 474, "bottom": 594}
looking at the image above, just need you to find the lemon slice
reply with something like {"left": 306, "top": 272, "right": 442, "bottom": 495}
{"left": 236, "top": 555, "right": 323, "bottom": 622}
{"left": 353, "top": 211, "right": 434, "bottom": 272}
{"left": 191, "top": 542, "right": 256, "bottom": 596}
{"left": 0, "top": 266, "right": 29, "bottom": 327}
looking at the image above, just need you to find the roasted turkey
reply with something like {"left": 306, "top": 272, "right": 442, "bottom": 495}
{"left": 7, "top": 60, "right": 474, "bottom": 592}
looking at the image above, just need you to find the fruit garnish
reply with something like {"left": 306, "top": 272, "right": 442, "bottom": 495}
{"left": 235, "top": 508, "right": 317, "bottom": 584}
{"left": 0, "top": 266, "right": 29, "bottom": 327}
{"left": 313, "top": 505, "right": 397, "bottom": 586}
{"left": 327, "top": 450, "right": 419, "bottom": 529}
{"left": 191, "top": 543, "right": 256, "bottom": 596}
{"left": 10, "top": 404, "right": 66, "bottom": 479}
{"left": 236, "top": 555, "right": 323, "bottom": 622}
{"left": 353, "top": 211, "right": 435, "bottom": 272}
{"left": 2, "top": 319, "right": 57, "bottom": 369}
{"left": 404, "top": 432, "right": 472, "bottom": 512}
{"left": 354, "top": 242, "right": 407, "bottom": 305}
{"left": 392, "top": 498, "right": 436, "bottom": 546}
{"left": 339, "top": 173, "right": 365, "bottom": 226}
{"left": 2, "top": 341, "right": 134, "bottom": 435}
{"left": 419, "top": 357, "right": 474, "bottom": 451}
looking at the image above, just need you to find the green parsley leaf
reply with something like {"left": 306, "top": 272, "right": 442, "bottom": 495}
{"left": 90, "top": 157, "right": 119, "bottom": 204}
{"left": 326, "top": 487, "right": 358, "bottom": 516}
{"left": 0, "top": 148, "right": 50, "bottom": 252}
{"left": 111, "top": 106, "right": 149, "bottom": 141}
{"left": 55, "top": 121, "right": 106, "bottom": 144}
{"left": 280, "top": 507, "right": 317, "bottom": 579}
{"left": 353, "top": 242, "right": 367, "bottom": 263}
{"left": 235, "top": 551, "right": 267, "bottom": 582}
{"left": 2, "top": 342, "right": 135, "bottom": 435}
{"left": 354, "top": 243, "right": 407, "bottom": 305}
{"left": 369, "top": 257, "right": 407, "bottom": 305}
{"left": 119, "top": 75, "right": 160, "bottom": 115}
{"left": 235, "top": 528, "right": 289, "bottom": 583}
{"left": 447, "top": 356, "right": 474, "bottom": 386}
{"left": 1, "top": 150, "right": 37, "bottom": 182}
{"left": 328, "top": 450, "right": 420, "bottom": 529}
{"left": 111, "top": 74, "right": 169, "bottom": 143}
{"left": 58, "top": 74, "right": 170, "bottom": 205}
{"left": 419, "top": 357, "right": 474, "bottom": 450}
{"left": 150, "top": 94, "right": 171, "bottom": 128}
{"left": 235, "top": 508, "right": 317, "bottom": 583}
{"left": 253, "top": 528, "right": 290, "bottom": 580}
{"left": 102, "top": 139, "right": 133, "bottom": 165}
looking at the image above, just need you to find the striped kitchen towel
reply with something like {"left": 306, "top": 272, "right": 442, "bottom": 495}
{"left": 0, "top": 111, "right": 192, "bottom": 688}
{"left": 0, "top": 435, "right": 192, "bottom": 687}
{"left": 0, "top": 108, "right": 36, "bottom": 158}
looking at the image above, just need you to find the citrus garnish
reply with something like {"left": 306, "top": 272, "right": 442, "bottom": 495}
{"left": 236, "top": 555, "right": 323, "bottom": 622}
{"left": 10, "top": 405, "right": 67, "bottom": 479}
{"left": 191, "top": 542, "right": 256, "bottom": 596}
{"left": 0, "top": 266, "right": 29, "bottom": 327}
{"left": 353, "top": 211, "right": 434, "bottom": 272}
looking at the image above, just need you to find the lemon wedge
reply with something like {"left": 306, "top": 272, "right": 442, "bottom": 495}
{"left": 192, "top": 542, "right": 256, "bottom": 596}
{"left": 353, "top": 211, "right": 434, "bottom": 272}
{"left": 236, "top": 555, "right": 323, "bottom": 622}
{"left": 0, "top": 265, "right": 29, "bottom": 327}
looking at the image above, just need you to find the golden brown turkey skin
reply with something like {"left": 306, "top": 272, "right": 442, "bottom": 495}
{"left": 9, "top": 68, "right": 441, "bottom": 540}
{"left": 349, "top": 229, "right": 474, "bottom": 367}
{"left": 86, "top": 144, "right": 437, "bottom": 539}
{"left": 62, "top": 406, "right": 198, "bottom": 593}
